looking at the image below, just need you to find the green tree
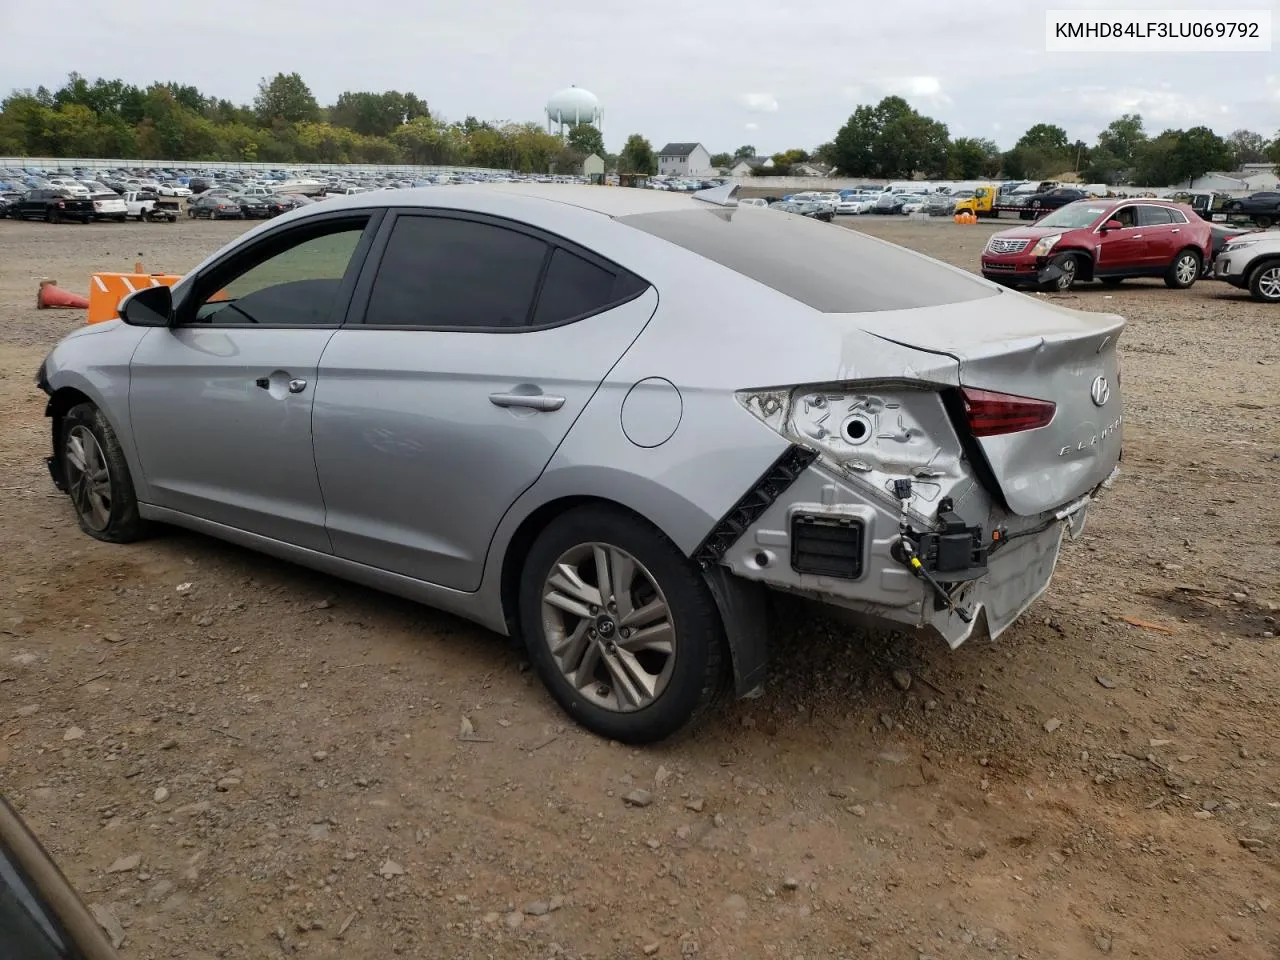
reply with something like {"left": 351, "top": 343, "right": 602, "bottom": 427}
{"left": 733, "top": 144, "right": 756, "bottom": 159}
{"left": 709, "top": 151, "right": 733, "bottom": 168}
{"left": 618, "top": 134, "right": 657, "bottom": 174}
{"left": 1267, "top": 132, "right": 1280, "bottom": 171}
{"left": 1226, "top": 129, "right": 1268, "bottom": 167}
{"left": 1169, "top": 126, "right": 1232, "bottom": 182}
{"left": 1132, "top": 130, "right": 1182, "bottom": 186}
{"left": 253, "top": 72, "right": 320, "bottom": 125}
{"left": 329, "top": 90, "right": 428, "bottom": 138}
{"left": 1096, "top": 113, "right": 1146, "bottom": 169}
{"left": 948, "top": 137, "right": 1000, "bottom": 178}
{"left": 566, "top": 123, "right": 604, "bottom": 157}
{"left": 831, "top": 105, "right": 878, "bottom": 176}
{"left": 831, "top": 97, "right": 949, "bottom": 178}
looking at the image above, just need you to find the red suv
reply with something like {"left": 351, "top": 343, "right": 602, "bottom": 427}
{"left": 980, "top": 198, "right": 1212, "bottom": 292}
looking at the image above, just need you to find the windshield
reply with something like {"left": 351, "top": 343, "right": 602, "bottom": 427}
{"left": 1031, "top": 202, "right": 1110, "bottom": 229}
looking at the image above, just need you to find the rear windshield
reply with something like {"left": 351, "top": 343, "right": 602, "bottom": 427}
{"left": 618, "top": 208, "right": 997, "bottom": 312}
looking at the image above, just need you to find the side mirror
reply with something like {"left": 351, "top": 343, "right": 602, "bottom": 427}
{"left": 1101, "top": 219, "right": 1124, "bottom": 232}
{"left": 118, "top": 284, "right": 172, "bottom": 327}
{"left": 0, "top": 796, "right": 121, "bottom": 958}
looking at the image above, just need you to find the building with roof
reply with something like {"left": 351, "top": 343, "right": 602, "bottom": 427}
{"left": 729, "top": 156, "right": 775, "bottom": 176}
{"left": 657, "top": 142, "right": 712, "bottom": 177}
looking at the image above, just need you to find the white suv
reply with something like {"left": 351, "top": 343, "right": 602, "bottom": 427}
{"left": 1212, "top": 230, "right": 1280, "bottom": 302}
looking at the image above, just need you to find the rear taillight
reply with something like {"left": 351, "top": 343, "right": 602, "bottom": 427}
{"left": 961, "top": 387, "right": 1056, "bottom": 437}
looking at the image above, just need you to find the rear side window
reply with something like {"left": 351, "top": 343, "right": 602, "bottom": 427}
{"left": 365, "top": 215, "right": 548, "bottom": 328}
{"left": 1137, "top": 205, "right": 1173, "bottom": 226}
{"left": 619, "top": 208, "right": 997, "bottom": 312}
{"left": 531, "top": 248, "right": 642, "bottom": 326}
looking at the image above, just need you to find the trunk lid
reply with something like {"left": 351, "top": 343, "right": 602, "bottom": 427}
{"left": 854, "top": 292, "right": 1124, "bottom": 516}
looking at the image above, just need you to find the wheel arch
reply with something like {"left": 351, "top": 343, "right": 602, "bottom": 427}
{"left": 1244, "top": 253, "right": 1280, "bottom": 287}
{"left": 1054, "top": 246, "right": 1095, "bottom": 280}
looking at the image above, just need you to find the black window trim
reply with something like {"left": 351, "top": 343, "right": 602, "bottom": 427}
{"left": 344, "top": 207, "right": 652, "bottom": 334}
{"left": 172, "top": 208, "right": 385, "bottom": 330}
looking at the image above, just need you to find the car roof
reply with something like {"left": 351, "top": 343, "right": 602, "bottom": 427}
{"left": 292, "top": 184, "right": 712, "bottom": 219}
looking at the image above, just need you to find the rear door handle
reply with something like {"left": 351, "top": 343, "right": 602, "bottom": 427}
{"left": 1131, "top": 234, "right": 1143, "bottom": 239}
{"left": 1171, "top": 228, "right": 1180, "bottom": 233}
{"left": 489, "top": 392, "right": 565, "bottom": 412}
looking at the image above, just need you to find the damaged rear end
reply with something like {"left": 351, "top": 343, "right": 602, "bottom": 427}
{"left": 713, "top": 294, "right": 1123, "bottom": 648}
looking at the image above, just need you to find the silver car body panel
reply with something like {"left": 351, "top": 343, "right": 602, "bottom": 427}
{"left": 39, "top": 184, "right": 1124, "bottom": 661}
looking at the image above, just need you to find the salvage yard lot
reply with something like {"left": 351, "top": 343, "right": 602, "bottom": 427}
{"left": 1, "top": 215, "right": 1277, "bottom": 960}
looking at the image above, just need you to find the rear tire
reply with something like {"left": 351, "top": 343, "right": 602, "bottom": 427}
{"left": 518, "top": 505, "right": 728, "bottom": 744}
{"left": 1164, "top": 249, "right": 1201, "bottom": 289}
{"left": 60, "top": 403, "right": 148, "bottom": 544}
{"left": 1256, "top": 215, "right": 1273, "bottom": 229}
{"left": 1248, "top": 262, "right": 1280, "bottom": 302}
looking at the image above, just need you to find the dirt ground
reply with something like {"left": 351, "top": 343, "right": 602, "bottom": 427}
{"left": 1, "top": 214, "right": 1277, "bottom": 960}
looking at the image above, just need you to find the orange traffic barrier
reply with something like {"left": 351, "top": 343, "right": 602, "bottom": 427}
{"left": 87, "top": 272, "right": 183, "bottom": 325}
{"left": 37, "top": 280, "right": 89, "bottom": 310}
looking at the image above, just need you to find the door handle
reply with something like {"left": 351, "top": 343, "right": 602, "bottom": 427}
{"left": 1171, "top": 228, "right": 1180, "bottom": 233}
{"left": 1131, "top": 234, "right": 1143, "bottom": 239}
{"left": 489, "top": 392, "right": 565, "bottom": 411}
{"left": 288, "top": 379, "right": 307, "bottom": 394}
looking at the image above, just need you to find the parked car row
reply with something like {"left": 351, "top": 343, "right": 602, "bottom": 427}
{"left": 979, "top": 195, "right": 1280, "bottom": 301}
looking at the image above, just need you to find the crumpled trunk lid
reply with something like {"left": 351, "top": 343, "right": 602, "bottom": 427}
{"left": 852, "top": 291, "right": 1125, "bottom": 516}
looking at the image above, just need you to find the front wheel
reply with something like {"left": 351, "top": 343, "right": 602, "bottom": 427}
{"left": 60, "top": 403, "right": 147, "bottom": 543}
{"left": 1164, "top": 249, "right": 1201, "bottom": 289}
{"left": 518, "top": 505, "right": 727, "bottom": 744}
{"left": 1042, "top": 252, "right": 1081, "bottom": 292}
{"left": 1249, "top": 262, "right": 1280, "bottom": 302}
{"left": 1256, "top": 215, "right": 1273, "bottom": 229}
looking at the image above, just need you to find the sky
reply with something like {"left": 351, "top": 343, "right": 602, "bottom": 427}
{"left": 6, "top": 0, "right": 1279, "bottom": 155}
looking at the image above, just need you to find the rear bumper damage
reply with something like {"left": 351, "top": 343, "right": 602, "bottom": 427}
{"left": 708, "top": 454, "right": 1098, "bottom": 650}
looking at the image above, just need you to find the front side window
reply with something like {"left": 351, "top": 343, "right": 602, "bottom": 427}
{"left": 364, "top": 215, "right": 548, "bottom": 328}
{"left": 189, "top": 220, "right": 368, "bottom": 326}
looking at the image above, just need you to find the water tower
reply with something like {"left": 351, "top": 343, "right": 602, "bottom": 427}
{"left": 546, "top": 86, "right": 601, "bottom": 136}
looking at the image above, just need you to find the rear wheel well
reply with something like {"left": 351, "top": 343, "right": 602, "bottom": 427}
{"left": 499, "top": 496, "right": 682, "bottom": 637}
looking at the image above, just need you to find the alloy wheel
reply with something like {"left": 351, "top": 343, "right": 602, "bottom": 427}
{"left": 1056, "top": 259, "right": 1077, "bottom": 290}
{"left": 65, "top": 425, "right": 112, "bottom": 531}
{"left": 1256, "top": 266, "right": 1280, "bottom": 301}
{"left": 1176, "top": 254, "right": 1198, "bottom": 285}
{"left": 540, "top": 542, "right": 676, "bottom": 713}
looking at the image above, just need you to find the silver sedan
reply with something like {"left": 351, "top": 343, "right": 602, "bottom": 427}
{"left": 36, "top": 184, "right": 1124, "bottom": 743}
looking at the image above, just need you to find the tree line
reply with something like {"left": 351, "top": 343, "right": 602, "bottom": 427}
{"left": 4, "top": 75, "right": 1277, "bottom": 187}
{"left": 735, "top": 96, "right": 1279, "bottom": 185}
{"left": 0, "top": 72, "right": 616, "bottom": 173}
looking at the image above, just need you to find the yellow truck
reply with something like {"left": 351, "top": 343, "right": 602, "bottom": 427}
{"left": 952, "top": 184, "right": 999, "bottom": 218}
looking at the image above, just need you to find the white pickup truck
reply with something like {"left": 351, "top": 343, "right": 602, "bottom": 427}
{"left": 122, "top": 191, "right": 179, "bottom": 223}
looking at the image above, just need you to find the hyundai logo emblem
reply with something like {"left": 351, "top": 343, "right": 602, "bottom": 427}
{"left": 1090, "top": 376, "right": 1110, "bottom": 407}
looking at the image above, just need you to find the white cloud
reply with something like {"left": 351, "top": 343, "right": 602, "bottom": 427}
{"left": 744, "top": 122, "right": 759, "bottom": 131}
{"left": 738, "top": 93, "right": 778, "bottom": 113}
{"left": 875, "top": 75, "right": 951, "bottom": 107}
{"left": 1067, "top": 86, "right": 1223, "bottom": 127}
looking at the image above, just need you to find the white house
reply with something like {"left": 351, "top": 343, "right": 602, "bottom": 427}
{"left": 657, "top": 142, "right": 713, "bottom": 177}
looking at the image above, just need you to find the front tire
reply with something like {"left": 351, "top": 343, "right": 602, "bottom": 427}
{"left": 61, "top": 403, "right": 147, "bottom": 543}
{"left": 1164, "top": 249, "right": 1201, "bottom": 289}
{"left": 518, "top": 505, "right": 727, "bottom": 744}
{"left": 1249, "top": 262, "right": 1280, "bottom": 302}
{"left": 1043, "top": 252, "right": 1081, "bottom": 292}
